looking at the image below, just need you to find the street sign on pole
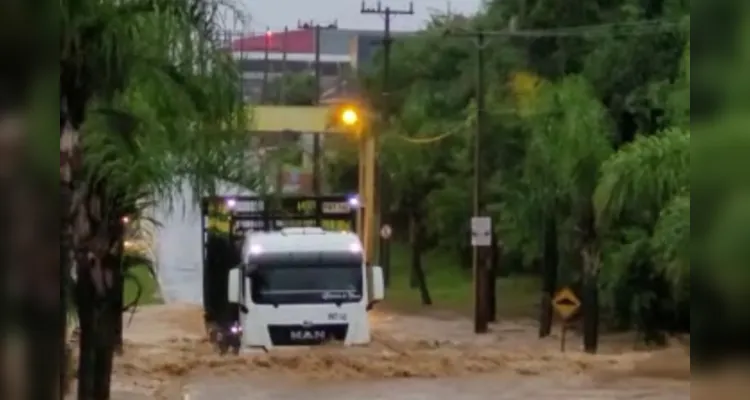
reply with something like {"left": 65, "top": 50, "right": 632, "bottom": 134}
{"left": 552, "top": 287, "right": 581, "bottom": 352}
{"left": 552, "top": 287, "right": 581, "bottom": 320}
{"left": 470, "top": 216, "right": 492, "bottom": 247}
{"left": 380, "top": 224, "right": 392, "bottom": 239}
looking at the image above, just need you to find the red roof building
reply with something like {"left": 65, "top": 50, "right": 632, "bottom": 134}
{"left": 231, "top": 29, "right": 315, "bottom": 53}
{"left": 224, "top": 27, "right": 400, "bottom": 103}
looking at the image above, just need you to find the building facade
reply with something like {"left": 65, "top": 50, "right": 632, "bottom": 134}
{"left": 222, "top": 26, "right": 411, "bottom": 193}
{"left": 226, "top": 26, "right": 410, "bottom": 103}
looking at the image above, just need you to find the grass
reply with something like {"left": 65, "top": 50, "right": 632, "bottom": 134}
{"left": 381, "top": 243, "right": 541, "bottom": 318}
{"left": 116, "top": 247, "right": 540, "bottom": 319}
{"left": 123, "top": 264, "right": 162, "bottom": 307}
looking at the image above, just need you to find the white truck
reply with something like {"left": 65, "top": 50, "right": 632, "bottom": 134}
{"left": 227, "top": 227, "right": 384, "bottom": 349}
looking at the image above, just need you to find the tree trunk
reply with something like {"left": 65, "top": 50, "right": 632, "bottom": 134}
{"left": 75, "top": 254, "right": 97, "bottom": 399}
{"left": 61, "top": 179, "right": 73, "bottom": 399}
{"left": 576, "top": 199, "right": 600, "bottom": 354}
{"left": 408, "top": 214, "right": 419, "bottom": 288}
{"left": 539, "top": 214, "right": 558, "bottom": 338}
{"left": 63, "top": 110, "right": 119, "bottom": 399}
{"left": 61, "top": 106, "right": 83, "bottom": 398}
{"left": 487, "top": 230, "right": 499, "bottom": 322}
{"left": 73, "top": 207, "right": 120, "bottom": 400}
{"left": 581, "top": 261, "right": 599, "bottom": 353}
{"left": 580, "top": 241, "right": 600, "bottom": 353}
{"left": 78, "top": 188, "right": 124, "bottom": 400}
{"left": 109, "top": 214, "right": 125, "bottom": 355}
{"left": 409, "top": 211, "right": 432, "bottom": 306}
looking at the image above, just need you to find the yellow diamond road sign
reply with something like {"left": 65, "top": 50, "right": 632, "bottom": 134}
{"left": 552, "top": 287, "right": 581, "bottom": 320}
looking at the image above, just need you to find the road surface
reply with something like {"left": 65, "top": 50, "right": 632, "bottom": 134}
{"left": 101, "top": 304, "right": 690, "bottom": 399}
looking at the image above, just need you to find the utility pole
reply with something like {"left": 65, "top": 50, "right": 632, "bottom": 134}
{"left": 280, "top": 26, "right": 289, "bottom": 103}
{"left": 444, "top": 28, "right": 492, "bottom": 334}
{"left": 474, "top": 31, "right": 490, "bottom": 332}
{"left": 299, "top": 20, "right": 337, "bottom": 202}
{"left": 261, "top": 26, "right": 271, "bottom": 103}
{"left": 238, "top": 27, "right": 246, "bottom": 104}
{"left": 313, "top": 23, "right": 322, "bottom": 197}
{"left": 360, "top": 0, "right": 414, "bottom": 285}
{"left": 482, "top": 23, "right": 496, "bottom": 326}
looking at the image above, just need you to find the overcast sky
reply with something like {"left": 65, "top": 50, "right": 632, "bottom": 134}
{"left": 231, "top": 0, "right": 482, "bottom": 32}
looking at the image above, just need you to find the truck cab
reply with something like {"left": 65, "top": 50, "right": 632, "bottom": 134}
{"left": 228, "top": 227, "right": 384, "bottom": 348}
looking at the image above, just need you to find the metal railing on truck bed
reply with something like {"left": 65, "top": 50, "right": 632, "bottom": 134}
{"left": 199, "top": 195, "right": 359, "bottom": 332}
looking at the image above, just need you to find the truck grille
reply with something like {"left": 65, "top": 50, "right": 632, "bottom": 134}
{"left": 267, "top": 323, "right": 348, "bottom": 346}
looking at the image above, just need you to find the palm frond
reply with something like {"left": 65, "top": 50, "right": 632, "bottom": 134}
{"left": 523, "top": 75, "right": 614, "bottom": 204}
{"left": 650, "top": 192, "right": 690, "bottom": 296}
{"left": 594, "top": 128, "right": 690, "bottom": 228}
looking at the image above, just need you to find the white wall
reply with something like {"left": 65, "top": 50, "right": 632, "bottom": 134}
{"left": 150, "top": 180, "right": 256, "bottom": 305}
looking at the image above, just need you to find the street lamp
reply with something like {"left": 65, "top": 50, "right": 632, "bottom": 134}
{"left": 340, "top": 107, "right": 359, "bottom": 126}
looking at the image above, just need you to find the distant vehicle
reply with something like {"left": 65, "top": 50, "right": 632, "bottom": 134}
{"left": 228, "top": 227, "right": 385, "bottom": 349}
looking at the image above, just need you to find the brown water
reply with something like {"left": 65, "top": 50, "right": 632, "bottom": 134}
{"left": 93, "top": 304, "right": 692, "bottom": 399}
{"left": 185, "top": 375, "right": 689, "bottom": 400}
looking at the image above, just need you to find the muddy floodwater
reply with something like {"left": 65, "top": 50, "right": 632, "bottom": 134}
{"left": 84, "top": 304, "right": 696, "bottom": 400}
{"left": 185, "top": 374, "right": 689, "bottom": 400}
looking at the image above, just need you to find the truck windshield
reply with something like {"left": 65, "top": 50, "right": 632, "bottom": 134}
{"left": 250, "top": 264, "right": 363, "bottom": 305}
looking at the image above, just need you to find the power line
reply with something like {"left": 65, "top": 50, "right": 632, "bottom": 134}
{"left": 394, "top": 130, "right": 456, "bottom": 144}
{"left": 442, "top": 19, "right": 685, "bottom": 38}
{"left": 387, "top": 108, "right": 550, "bottom": 145}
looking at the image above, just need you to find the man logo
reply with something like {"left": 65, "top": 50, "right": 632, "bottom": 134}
{"left": 290, "top": 330, "right": 326, "bottom": 341}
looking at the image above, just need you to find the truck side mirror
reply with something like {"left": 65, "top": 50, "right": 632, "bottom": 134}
{"left": 371, "top": 265, "right": 385, "bottom": 302}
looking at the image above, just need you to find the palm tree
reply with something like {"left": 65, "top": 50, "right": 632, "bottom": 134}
{"left": 498, "top": 75, "right": 613, "bottom": 351}
{"left": 59, "top": 1, "right": 257, "bottom": 398}
{"left": 593, "top": 129, "right": 689, "bottom": 339}
{"left": 594, "top": 128, "right": 690, "bottom": 283}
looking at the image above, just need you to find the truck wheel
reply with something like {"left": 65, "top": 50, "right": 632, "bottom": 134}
{"left": 208, "top": 327, "right": 219, "bottom": 344}
{"left": 218, "top": 339, "right": 229, "bottom": 355}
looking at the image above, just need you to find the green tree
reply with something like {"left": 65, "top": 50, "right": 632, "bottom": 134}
{"left": 266, "top": 72, "right": 317, "bottom": 105}
{"left": 341, "top": 0, "right": 694, "bottom": 348}
{"left": 60, "top": 1, "right": 255, "bottom": 398}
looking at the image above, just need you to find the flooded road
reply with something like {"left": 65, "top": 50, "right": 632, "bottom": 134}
{"left": 186, "top": 375, "right": 688, "bottom": 400}
{"left": 103, "top": 305, "right": 690, "bottom": 399}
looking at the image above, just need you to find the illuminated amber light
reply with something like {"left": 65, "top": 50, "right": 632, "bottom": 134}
{"left": 341, "top": 108, "right": 359, "bottom": 126}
